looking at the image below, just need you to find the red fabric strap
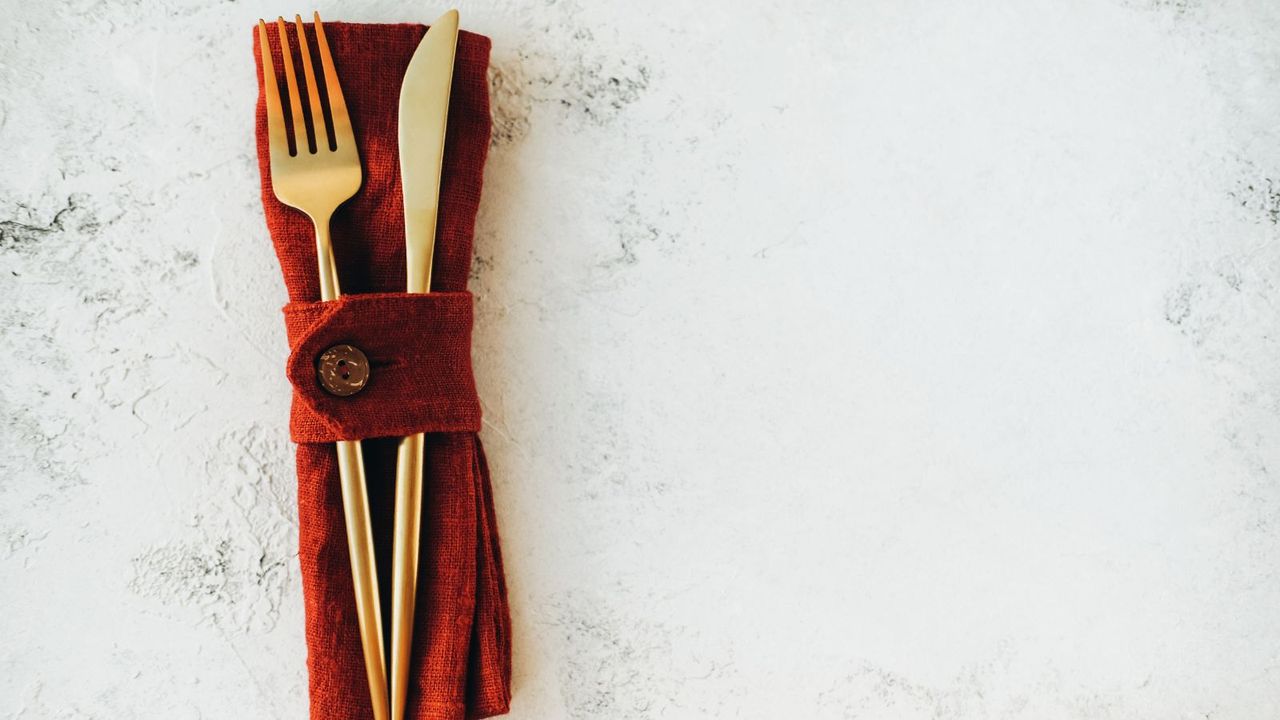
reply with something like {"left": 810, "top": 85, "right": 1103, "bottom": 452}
{"left": 283, "top": 292, "right": 483, "bottom": 442}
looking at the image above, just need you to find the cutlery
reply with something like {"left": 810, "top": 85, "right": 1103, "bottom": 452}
{"left": 391, "top": 10, "right": 460, "bottom": 720}
{"left": 257, "top": 15, "right": 390, "bottom": 720}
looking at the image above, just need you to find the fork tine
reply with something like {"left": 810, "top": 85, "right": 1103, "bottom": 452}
{"left": 294, "top": 14, "right": 330, "bottom": 152}
{"left": 257, "top": 20, "right": 288, "bottom": 159}
{"left": 313, "top": 12, "right": 355, "bottom": 149}
{"left": 275, "top": 17, "right": 310, "bottom": 155}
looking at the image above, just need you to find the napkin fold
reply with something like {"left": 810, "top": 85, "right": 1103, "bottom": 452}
{"left": 253, "top": 22, "right": 511, "bottom": 720}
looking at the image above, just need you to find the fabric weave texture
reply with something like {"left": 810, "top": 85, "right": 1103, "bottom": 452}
{"left": 253, "top": 21, "right": 511, "bottom": 720}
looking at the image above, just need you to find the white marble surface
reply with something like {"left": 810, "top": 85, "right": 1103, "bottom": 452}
{"left": 4, "top": 0, "right": 1280, "bottom": 717}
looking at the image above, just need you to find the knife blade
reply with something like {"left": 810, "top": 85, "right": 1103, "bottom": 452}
{"left": 398, "top": 8, "right": 459, "bottom": 294}
{"left": 391, "top": 11, "right": 460, "bottom": 720}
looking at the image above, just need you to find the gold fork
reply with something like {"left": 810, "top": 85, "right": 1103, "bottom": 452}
{"left": 257, "top": 14, "right": 390, "bottom": 720}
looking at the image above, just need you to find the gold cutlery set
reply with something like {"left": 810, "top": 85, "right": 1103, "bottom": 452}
{"left": 257, "top": 11, "right": 460, "bottom": 720}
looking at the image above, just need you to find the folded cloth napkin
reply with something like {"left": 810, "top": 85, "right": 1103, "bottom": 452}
{"left": 253, "top": 22, "right": 511, "bottom": 720}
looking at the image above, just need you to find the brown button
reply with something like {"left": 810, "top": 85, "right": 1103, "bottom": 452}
{"left": 316, "top": 344, "right": 370, "bottom": 397}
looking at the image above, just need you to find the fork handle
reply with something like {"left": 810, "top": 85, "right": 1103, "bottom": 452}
{"left": 336, "top": 439, "right": 391, "bottom": 720}
{"left": 316, "top": 219, "right": 342, "bottom": 300}
{"left": 315, "top": 219, "right": 390, "bottom": 720}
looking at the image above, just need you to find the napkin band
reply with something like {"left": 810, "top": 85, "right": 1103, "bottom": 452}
{"left": 283, "top": 292, "right": 482, "bottom": 443}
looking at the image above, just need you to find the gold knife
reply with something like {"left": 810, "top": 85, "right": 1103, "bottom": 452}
{"left": 390, "top": 10, "right": 460, "bottom": 720}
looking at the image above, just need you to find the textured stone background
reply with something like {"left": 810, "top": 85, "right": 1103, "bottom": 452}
{"left": 4, "top": 0, "right": 1280, "bottom": 717}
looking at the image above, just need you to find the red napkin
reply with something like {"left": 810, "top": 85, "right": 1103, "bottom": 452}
{"left": 253, "top": 22, "right": 511, "bottom": 720}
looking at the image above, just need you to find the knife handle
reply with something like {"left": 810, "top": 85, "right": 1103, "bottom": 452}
{"left": 391, "top": 225, "right": 430, "bottom": 720}
{"left": 391, "top": 432, "right": 426, "bottom": 720}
